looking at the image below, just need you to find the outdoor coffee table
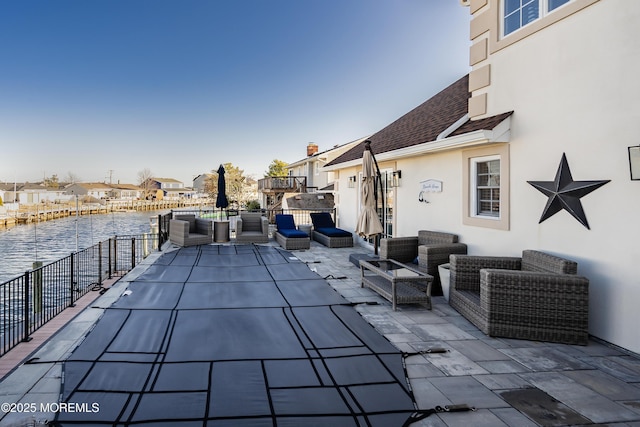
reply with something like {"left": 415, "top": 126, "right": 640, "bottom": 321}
{"left": 359, "top": 259, "right": 433, "bottom": 310}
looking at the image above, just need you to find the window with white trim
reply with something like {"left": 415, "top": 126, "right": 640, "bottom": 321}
{"left": 463, "top": 145, "right": 510, "bottom": 230}
{"left": 471, "top": 156, "right": 501, "bottom": 218}
{"left": 503, "top": 0, "right": 571, "bottom": 36}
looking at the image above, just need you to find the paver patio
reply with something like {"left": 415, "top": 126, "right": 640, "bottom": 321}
{"left": 1, "top": 240, "right": 640, "bottom": 426}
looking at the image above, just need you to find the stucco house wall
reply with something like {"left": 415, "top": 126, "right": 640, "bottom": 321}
{"left": 328, "top": 0, "right": 640, "bottom": 353}
{"left": 334, "top": 168, "right": 358, "bottom": 230}
{"left": 394, "top": 151, "right": 464, "bottom": 238}
{"left": 467, "top": 0, "right": 640, "bottom": 353}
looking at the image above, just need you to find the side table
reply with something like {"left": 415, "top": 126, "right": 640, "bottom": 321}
{"left": 214, "top": 221, "right": 230, "bottom": 243}
{"left": 297, "top": 224, "right": 313, "bottom": 236}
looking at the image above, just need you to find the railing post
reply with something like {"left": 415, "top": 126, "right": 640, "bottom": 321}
{"left": 163, "top": 213, "right": 168, "bottom": 246}
{"left": 22, "top": 271, "right": 32, "bottom": 342}
{"left": 113, "top": 235, "right": 120, "bottom": 274}
{"left": 157, "top": 214, "right": 162, "bottom": 248}
{"left": 98, "top": 241, "right": 103, "bottom": 285}
{"left": 108, "top": 238, "right": 113, "bottom": 279}
{"left": 131, "top": 237, "right": 136, "bottom": 270}
{"left": 69, "top": 252, "right": 76, "bottom": 307}
{"left": 32, "top": 261, "right": 43, "bottom": 314}
{"left": 114, "top": 236, "right": 118, "bottom": 275}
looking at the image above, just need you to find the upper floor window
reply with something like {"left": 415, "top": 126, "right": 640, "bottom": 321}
{"left": 503, "top": 0, "right": 571, "bottom": 36}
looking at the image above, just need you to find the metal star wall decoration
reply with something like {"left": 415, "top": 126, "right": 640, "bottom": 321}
{"left": 528, "top": 153, "right": 610, "bottom": 229}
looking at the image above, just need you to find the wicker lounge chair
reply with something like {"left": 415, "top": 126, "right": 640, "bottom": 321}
{"left": 309, "top": 212, "right": 353, "bottom": 248}
{"left": 274, "top": 214, "right": 310, "bottom": 250}
{"left": 449, "top": 250, "right": 590, "bottom": 345}
{"left": 380, "top": 231, "right": 467, "bottom": 294}
{"left": 235, "top": 212, "right": 269, "bottom": 244}
{"left": 169, "top": 214, "right": 213, "bottom": 247}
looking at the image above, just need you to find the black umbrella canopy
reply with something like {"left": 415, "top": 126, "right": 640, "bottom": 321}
{"left": 216, "top": 165, "right": 229, "bottom": 214}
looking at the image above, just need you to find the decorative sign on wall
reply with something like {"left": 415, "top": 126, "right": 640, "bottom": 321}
{"left": 418, "top": 179, "right": 442, "bottom": 203}
{"left": 527, "top": 153, "right": 610, "bottom": 230}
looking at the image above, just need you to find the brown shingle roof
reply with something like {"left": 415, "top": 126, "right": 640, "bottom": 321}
{"left": 450, "top": 111, "right": 513, "bottom": 136}
{"left": 327, "top": 74, "right": 513, "bottom": 166}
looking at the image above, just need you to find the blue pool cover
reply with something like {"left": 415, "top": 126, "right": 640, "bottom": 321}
{"left": 54, "top": 245, "right": 421, "bottom": 426}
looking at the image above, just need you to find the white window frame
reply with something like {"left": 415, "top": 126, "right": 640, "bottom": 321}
{"left": 470, "top": 155, "right": 501, "bottom": 220}
{"left": 462, "top": 145, "right": 510, "bottom": 231}
{"left": 501, "top": 0, "right": 572, "bottom": 38}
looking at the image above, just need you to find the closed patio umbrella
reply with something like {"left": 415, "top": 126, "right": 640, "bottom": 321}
{"left": 216, "top": 164, "right": 229, "bottom": 219}
{"left": 355, "top": 142, "right": 383, "bottom": 250}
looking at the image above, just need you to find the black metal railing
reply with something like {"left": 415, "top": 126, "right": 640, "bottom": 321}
{"left": 0, "top": 234, "right": 159, "bottom": 357}
{"left": 155, "top": 212, "right": 173, "bottom": 248}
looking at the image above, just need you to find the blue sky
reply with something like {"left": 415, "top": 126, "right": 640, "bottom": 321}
{"left": 0, "top": 1, "right": 470, "bottom": 186}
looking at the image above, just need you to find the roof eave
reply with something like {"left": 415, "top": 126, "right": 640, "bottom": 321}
{"left": 287, "top": 136, "right": 370, "bottom": 169}
{"left": 323, "top": 116, "right": 511, "bottom": 171}
{"left": 287, "top": 157, "right": 315, "bottom": 168}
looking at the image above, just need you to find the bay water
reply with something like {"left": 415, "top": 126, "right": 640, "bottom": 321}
{"left": 0, "top": 210, "right": 168, "bottom": 283}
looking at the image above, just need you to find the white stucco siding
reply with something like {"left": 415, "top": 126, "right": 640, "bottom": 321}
{"left": 335, "top": 168, "right": 360, "bottom": 232}
{"left": 394, "top": 151, "right": 464, "bottom": 238}
{"left": 331, "top": 0, "right": 638, "bottom": 353}
{"left": 479, "top": 1, "right": 640, "bottom": 353}
{"left": 387, "top": 138, "right": 639, "bottom": 353}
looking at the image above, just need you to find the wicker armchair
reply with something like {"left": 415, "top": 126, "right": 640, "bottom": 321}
{"left": 449, "top": 250, "right": 589, "bottom": 345}
{"left": 235, "top": 212, "right": 269, "bottom": 244}
{"left": 380, "top": 230, "right": 467, "bottom": 294}
{"left": 169, "top": 214, "right": 213, "bottom": 247}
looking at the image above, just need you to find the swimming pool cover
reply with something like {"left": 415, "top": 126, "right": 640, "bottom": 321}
{"left": 54, "top": 245, "right": 419, "bottom": 426}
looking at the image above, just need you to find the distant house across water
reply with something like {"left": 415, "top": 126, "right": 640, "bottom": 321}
{"left": 141, "top": 177, "right": 196, "bottom": 200}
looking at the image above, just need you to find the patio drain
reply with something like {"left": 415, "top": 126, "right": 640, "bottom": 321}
{"left": 500, "top": 388, "right": 591, "bottom": 426}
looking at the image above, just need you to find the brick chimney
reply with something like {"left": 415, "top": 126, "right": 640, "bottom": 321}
{"left": 307, "top": 143, "right": 318, "bottom": 157}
